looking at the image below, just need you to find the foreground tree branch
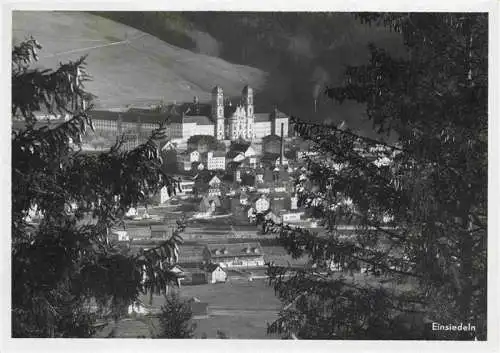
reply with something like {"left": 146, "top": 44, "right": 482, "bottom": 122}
{"left": 260, "top": 13, "right": 487, "bottom": 340}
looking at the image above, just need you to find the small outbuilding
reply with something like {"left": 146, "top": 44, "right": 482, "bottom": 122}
{"left": 205, "top": 263, "right": 227, "bottom": 284}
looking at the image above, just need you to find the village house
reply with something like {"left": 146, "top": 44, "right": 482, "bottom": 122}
{"left": 256, "top": 186, "right": 271, "bottom": 194}
{"left": 262, "top": 134, "right": 282, "bottom": 154}
{"left": 165, "top": 264, "right": 187, "bottom": 289}
{"left": 280, "top": 210, "right": 305, "bottom": 223}
{"left": 191, "top": 161, "right": 205, "bottom": 172}
{"left": 149, "top": 185, "right": 172, "bottom": 205}
{"left": 261, "top": 209, "right": 280, "bottom": 224}
{"left": 177, "top": 152, "right": 193, "bottom": 171}
{"left": 207, "top": 175, "right": 222, "bottom": 196}
{"left": 203, "top": 242, "right": 265, "bottom": 268}
{"left": 178, "top": 245, "right": 205, "bottom": 268}
{"left": 255, "top": 166, "right": 265, "bottom": 184}
{"left": 205, "top": 263, "right": 227, "bottom": 283}
{"left": 150, "top": 225, "right": 173, "bottom": 240}
{"left": 198, "top": 195, "right": 222, "bottom": 215}
{"left": 227, "top": 150, "right": 246, "bottom": 163}
{"left": 189, "top": 149, "right": 201, "bottom": 163}
{"left": 179, "top": 178, "right": 195, "bottom": 195}
{"left": 269, "top": 194, "right": 287, "bottom": 215}
{"left": 207, "top": 151, "right": 226, "bottom": 170}
{"left": 187, "top": 134, "right": 214, "bottom": 153}
{"left": 254, "top": 194, "right": 271, "bottom": 213}
{"left": 110, "top": 230, "right": 129, "bottom": 242}
{"left": 160, "top": 140, "right": 177, "bottom": 151}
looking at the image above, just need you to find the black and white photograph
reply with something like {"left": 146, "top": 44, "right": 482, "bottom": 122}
{"left": 2, "top": 1, "right": 498, "bottom": 351}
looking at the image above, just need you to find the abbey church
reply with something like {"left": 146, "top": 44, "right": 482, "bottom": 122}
{"left": 170, "top": 85, "right": 290, "bottom": 142}
{"left": 90, "top": 85, "right": 290, "bottom": 145}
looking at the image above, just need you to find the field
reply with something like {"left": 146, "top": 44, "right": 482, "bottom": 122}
{"left": 95, "top": 259, "right": 417, "bottom": 339}
{"left": 12, "top": 11, "right": 267, "bottom": 109}
{"left": 180, "top": 280, "right": 281, "bottom": 339}
{"left": 131, "top": 279, "right": 281, "bottom": 339}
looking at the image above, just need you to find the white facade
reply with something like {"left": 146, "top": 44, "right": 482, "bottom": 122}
{"left": 112, "top": 230, "right": 129, "bottom": 242}
{"left": 232, "top": 152, "right": 245, "bottom": 163}
{"left": 179, "top": 180, "right": 195, "bottom": 194}
{"left": 290, "top": 195, "right": 298, "bottom": 210}
{"left": 216, "top": 258, "right": 265, "bottom": 268}
{"left": 190, "top": 150, "right": 200, "bottom": 163}
{"left": 244, "top": 146, "right": 257, "bottom": 157}
{"left": 166, "top": 124, "right": 183, "bottom": 139}
{"left": 208, "top": 175, "right": 221, "bottom": 186}
{"left": 254, "top": 121, "right": 272, "bottom": 138}
{"left": 160, "top": 186, "right": 171, "bottom": 204}
{"left": 255, "top": 195, "right": 270, "bottom": 213}
{"left": 281, "top": 212, "right": 304, "bottom": 223}
{"left": 207, "top": 152, "right": 226, "bottom": 170}
{"left": 275, "top": 118, "right": 289, "bottom": 137}
{"left": 181, "top": 122, "right": 199, "bottom": 141}
{"left": 208, "top": 267, "right": 227, "bottom": 283}
{"left": 128, "top": 302, "right": 150, "bottom": 315}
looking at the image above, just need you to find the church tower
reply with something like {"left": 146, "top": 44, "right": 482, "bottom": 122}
{"left": 242, "top": 85, "right": 254, "bottom": 117}
{"left": 242, "top": 85, "right": 255, "bottom": 140}
{"left": 212, "top": 86, "right": 225, "bottom": 140}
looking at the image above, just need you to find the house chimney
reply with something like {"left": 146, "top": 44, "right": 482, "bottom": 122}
{"left": 280, "top": 123, "right": 285, "bottom": 166}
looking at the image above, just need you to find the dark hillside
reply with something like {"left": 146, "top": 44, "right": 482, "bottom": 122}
{"left": 93, "top": 12, "right": 404, "bottom": 139}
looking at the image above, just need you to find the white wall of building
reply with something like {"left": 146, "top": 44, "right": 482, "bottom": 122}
{"left": 274, "top": 118, "right": 289, "bottom": 137}
{"left": 254, "top": 122, "right": 272, "bottom": 139}
{"left": 182, "top": 123, "right": 198, "bottom": 140}
{"left": 197, "top": 124, "right": 215, "bottom": 136}
{"left": 216, "top": 257, "right": 265, "bottom": 268}
{"left": 207, "top": 156, "right": 225, "bottom": 170}
{"left": 282, "top": 212, "right": 304, "bottom": 222}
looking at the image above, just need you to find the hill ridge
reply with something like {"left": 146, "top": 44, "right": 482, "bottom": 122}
{"left": 13, "top": 11, "right": 267, "bottom": 110}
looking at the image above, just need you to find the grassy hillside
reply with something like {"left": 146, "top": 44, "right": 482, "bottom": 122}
{"left": 12, "top": 11, "right": 267, "bottom": 109}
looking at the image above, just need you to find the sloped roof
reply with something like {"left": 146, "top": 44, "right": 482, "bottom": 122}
{"left": 254, "top": 113, "right": 271, "bottom": 122}
{"left": 229, "top": 141, "right": 251, "bottom": 154}
{"left": 226, "top": 150, "right": 244, "bottom": 159}
{"left": 209, "top": 175, "right": 221, "bottom": 184}
{"left": 273, "top": 109, "right": 290, "bottom": 120}
{"left": 205, "top": 242, "right": 264, "bottom": 258}
{"left": 262, "top": 152, "right": 281, "bottom": 161}
{"left": 92, "top": 109, "right": 170, "bottom": 124}
{"left": 205, "top": 263, "right": 226, "bottom": 273}
{"left": 183, "top": 115, "right": 213, "bottom": 125}
{"left": 178, "top": 245, "right": 205, "bottom": 263}
{"left": 150, "top": 224, "right": 172, "bottom": 232}
{"left": 263, "top": 134, "right": 282, "bottom": 142}
{"left": 210, "top": 151, "right": 226, "bottom": 158}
